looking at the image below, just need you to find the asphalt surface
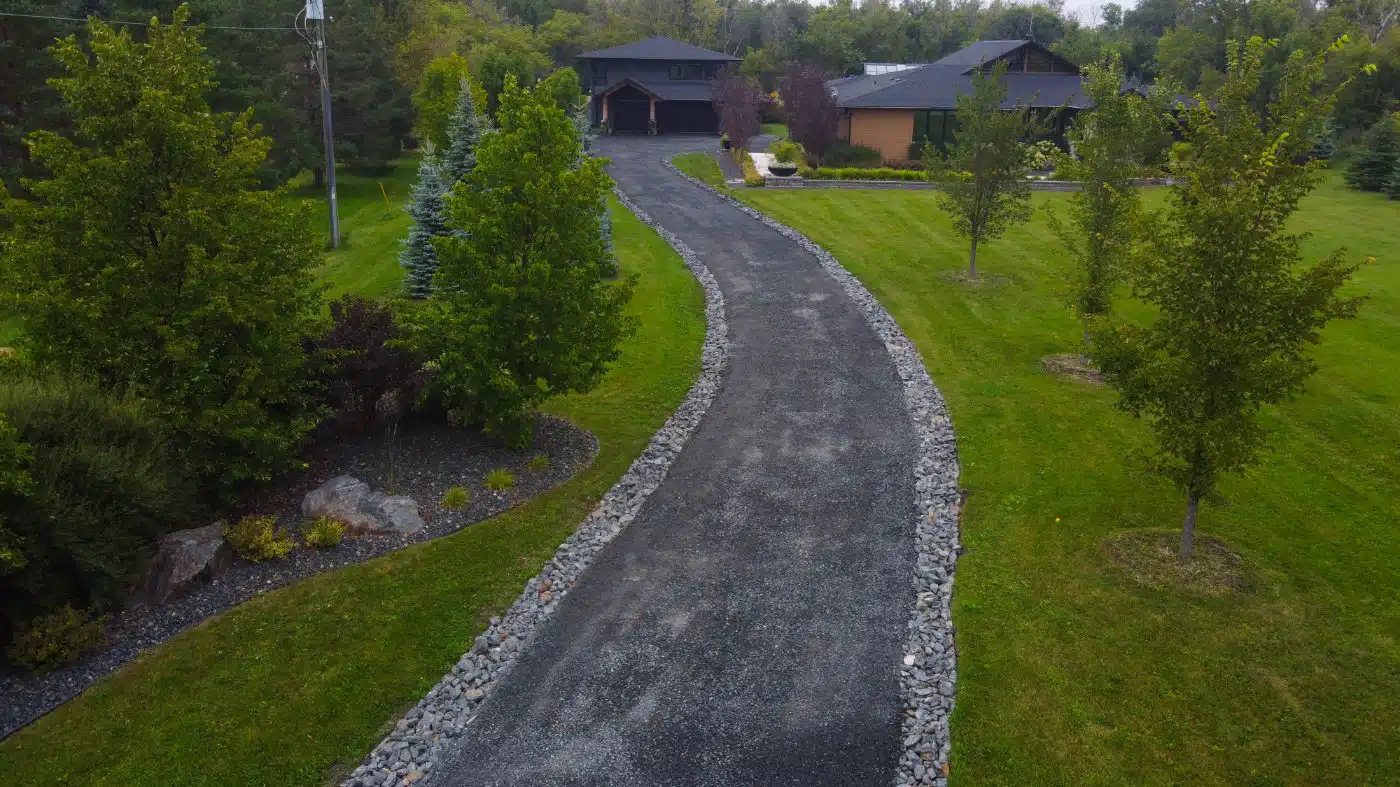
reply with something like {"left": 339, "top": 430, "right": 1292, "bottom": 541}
{"left": 433, "top": 136, "right": 917, "bottom": 786}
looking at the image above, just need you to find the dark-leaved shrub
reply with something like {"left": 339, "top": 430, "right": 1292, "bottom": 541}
{"left": 312, "top": 295, "right": 425, "bottom": 430}
{"left": 0, "top": 375, "right": 196, "bottom": 646}
{"left": 822, "top": 141, "right": 884, "bottom": 168}
{"left": 6, "top": 605, "right": 107, "bottom": 672}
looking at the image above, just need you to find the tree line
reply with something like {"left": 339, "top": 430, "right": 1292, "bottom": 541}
{"left": 9, "top": 0, "right": 1400, "bottom": 194}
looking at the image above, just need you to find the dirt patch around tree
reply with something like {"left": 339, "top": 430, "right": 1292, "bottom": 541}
{"left": 936, "top": 269, "right": 1011, "bottom": 287}
{"left": 1106, "top": 529, "right": 1252, "bottom": 596}
{"left": 1041, "top": 353, "right": 1105, "bottom": 385}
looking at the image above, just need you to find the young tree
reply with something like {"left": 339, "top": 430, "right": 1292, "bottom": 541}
{"left": 400, "top": 155, "right": 451, "bottom": 297}
{"left": 712, "top": 68, "right": 763, "bottom": 150}
{"left": 0, "top": 8, "right": 324, "bottom": 496}
{"left": 1345, "top": 113, "right": 1400, "bottom": 191}
{"left": 928, "top": 61, "right": 1040, "bottom": 278}
{"left": 441, "top": 77, "right": 489, "bottom": 184}
{"left": 781, "top": 61, "right": 842, "bottom": 164}
{"left": 414, "top": 76, "right": 637, "bottom": 446}
{"left": 1047, "top": 54, "right": 1168, "bottom": 357}
{"left": 413, "top": 53, "right": 488, "bottom": 151}
{"left": 1095, "top": 38, "right": 1365, "bottom": 562}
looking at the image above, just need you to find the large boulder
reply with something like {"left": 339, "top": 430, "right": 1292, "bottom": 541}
{"left": 301, "top": 475, "right": 425, "bottom": 535}
{"left": 144, "top": 523, "right": 234, "bottom": 605}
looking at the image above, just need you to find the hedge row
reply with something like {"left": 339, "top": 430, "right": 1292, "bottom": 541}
{"left": 798, "top": 167, "right": 931, "bottom": 182}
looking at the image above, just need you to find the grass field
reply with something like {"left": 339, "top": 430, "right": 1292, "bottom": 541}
{"left": 737, "top": 176, "right": 1400, "bottom": 786}
{"left": 0, "top": 186, "right": 707, "bottom": 784}
{"left": 292, "top": 161, "right": 417, "bottom": 300}
{"left": 761, "top": 122, "right": 788, "bottom": 138}
{"left": 673, "top": 151, "right": 728, "bottom": 188}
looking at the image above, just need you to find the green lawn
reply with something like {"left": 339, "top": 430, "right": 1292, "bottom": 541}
{"left": 0, "top": 195, "right": 707, "bottom": 785}
{"left": 737, "top": 176, "right": 1400, "bottom": 786}
{"left": 293, "top": 160, "right": 417, "bottom": 300}
{"left": 673, "top": 151, "right": 727, "bottom": 188}
{"left": 761, "top": 122, "right": 788, "bottom": 138}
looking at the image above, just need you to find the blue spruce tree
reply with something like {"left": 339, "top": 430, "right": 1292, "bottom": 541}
{"left": 400, "top": 155, "right": 450, "bottom": 298}
{"left": 442, "top": 78, "right": 486, "bottom": 184}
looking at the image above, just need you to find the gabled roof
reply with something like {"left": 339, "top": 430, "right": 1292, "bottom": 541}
{"left": 578, "top": 37, "right": 739, "bottom": 62}
{"left": 594, "top": 78, "right": 715, "bottom": 102}
{"left": 931, "top": 40, "right": 1029, "bottom": 70}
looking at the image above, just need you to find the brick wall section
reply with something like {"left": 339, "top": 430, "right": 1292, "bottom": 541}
{"left": 848, "top": 109, "right": 915, "bottom": 164}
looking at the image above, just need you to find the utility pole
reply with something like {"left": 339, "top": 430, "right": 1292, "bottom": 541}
{"left": 304, "top": 0, "right": 340, "bottom": 248}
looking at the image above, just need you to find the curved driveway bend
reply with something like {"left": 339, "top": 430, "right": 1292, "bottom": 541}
{"left": 434, "top": 136, "right": 917, "bottom": 786}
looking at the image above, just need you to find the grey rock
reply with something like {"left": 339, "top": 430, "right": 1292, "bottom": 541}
{"left": 143, "top": 523, "right": 234, "bottom": 605}
{"left": 302, "top": 476, "right": 426, "bottom": 535}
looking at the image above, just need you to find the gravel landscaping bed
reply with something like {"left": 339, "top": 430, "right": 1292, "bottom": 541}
{"left": 664, "top": 155, "right": 963, "bottom": 787}
{"left": 0, "top": 412, "right": 597, "bottom": 740}
{"left": 339, "top": 187, "right": 729, "bottom": 787}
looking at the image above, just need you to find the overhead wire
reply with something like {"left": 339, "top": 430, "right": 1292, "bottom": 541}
{"left": 0, "top": 11, "right": 297, "bottom": 30}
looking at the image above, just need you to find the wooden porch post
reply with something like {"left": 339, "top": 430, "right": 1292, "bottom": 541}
{"left": 601, "top": 96, "right": 609, "bottom": 125}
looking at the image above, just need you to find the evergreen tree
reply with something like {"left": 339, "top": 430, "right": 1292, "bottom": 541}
{"left": 413, "top": 75, "right": 636, "bottom": 447}
{"left": 1095, "top": 39, "right": 1364, "bottom": 562}
{"left": 400, "top": 155, "right": 451, "bottom": 298}
{"left": 0, "top": 8, "right": 324, "bottom": 497}
{"left": 1311, "top": 117, "right": 1338, "bottom": 161}
{"left": 1386, "top": 156, "right": 1400, "bottom": 199}
{"left": 442, "top": 78, "right": 487, "bottom": 184}
{"left": 1345, "top": 114, "right": 1400, "bottom": 191}
{"left": 928, "top": 61, "right": 1041, "bottom": 278}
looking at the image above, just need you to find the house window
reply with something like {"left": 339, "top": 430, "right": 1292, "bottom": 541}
{"left": 913, "top": 110, "right": 958, "bottom": 151}
{"left": 592, "top": 62, "right": 607, "bottom": 86}
{"left": 669, "top": 64, "right": 704, "bottom": 80}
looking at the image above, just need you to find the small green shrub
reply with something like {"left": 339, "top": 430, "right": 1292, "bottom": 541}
{"left": 484, "top": 469, "right": 516, "bottom": 492}
{"left": 441, "top": 486, "right": 470, "bottom": 509}
{"left": 771, "top": 139, "right": 804, "bottom": 164}
{"left": 302, "top": 516, "right": 345, "bottom": 549}
{"left": 737, "top": 149, "right": 765, "bottom": 186}
{"left": 527, "top": 455, "right": 550, "bottom": 471}
{"left": 224, "top": 516, "right": 296, "bottom": 562}
{"left": 7, "top": 605, "right": 107, "bottom": 672}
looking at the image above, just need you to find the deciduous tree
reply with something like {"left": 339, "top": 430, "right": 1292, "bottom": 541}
{"left": 929, "top": 61, "right": 1041, "bottom": 278}
{"left": 0, "top": 8, "right": 324, "bottom": 496}
{"left": 712, "top": 68, "right": 763, "bottom": 150}
{"left": 1095, "top": 38, "right": 1365, "bottom": 561}
{"left": 413, "top": 76, "right": 636, "bottom": 446}
{"left": 1048, "top": 54, "right": 1168, "bottom": 356}
{"left": 780, "top": 61, "right": 841, "bottom": 164}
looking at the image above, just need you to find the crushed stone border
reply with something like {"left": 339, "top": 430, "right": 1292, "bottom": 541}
{"left": 341, "top": 187, "right": 730, "bottom": 787}
{"left": 664, "top": 155, "right": 963, "bottom": 787}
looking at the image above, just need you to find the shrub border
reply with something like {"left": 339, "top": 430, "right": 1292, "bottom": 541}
{"left": 340, "top": 187, "right": 731, "bottom": 786}
{"left": 663, "top": 154, "right": 964, "bottom": 787}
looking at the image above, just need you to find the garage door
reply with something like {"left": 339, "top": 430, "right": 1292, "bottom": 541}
{"left": 656, "top": 101, "right": 719, "bottom": 134}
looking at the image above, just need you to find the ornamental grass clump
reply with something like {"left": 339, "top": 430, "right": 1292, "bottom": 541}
{"left": 224, "top": 515, "right": 296, "bottom": 562}
{"left": 441, "top": 486, "right": 470, "bottom": 509}
{"left": 484, "top": 469, "right": 516, "bottom": 492}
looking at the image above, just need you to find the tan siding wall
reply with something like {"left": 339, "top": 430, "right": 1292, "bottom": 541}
{"left": 849, "top": 109, "right": 914, "bottom": 164}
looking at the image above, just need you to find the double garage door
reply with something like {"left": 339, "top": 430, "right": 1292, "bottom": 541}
{"left": 609, "top": 96, "right": 718, "bottom": 134}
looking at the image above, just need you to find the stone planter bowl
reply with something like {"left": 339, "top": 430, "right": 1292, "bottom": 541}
{"left": 769, "top": 163, "right": 799, "bottom": 177}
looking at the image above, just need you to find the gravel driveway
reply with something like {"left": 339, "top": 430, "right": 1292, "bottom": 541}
{"left": 431, "top": 136, "right": 919, "bottom": 785}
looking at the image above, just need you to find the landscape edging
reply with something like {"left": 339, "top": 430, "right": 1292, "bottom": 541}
{"left": 340, "top": 187, "right": 731, "bottom": 787}
{"left": 665, "top": 154, "right": 963, "bottom": 787}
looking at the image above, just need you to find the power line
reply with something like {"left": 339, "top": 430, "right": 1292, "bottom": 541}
{"left": 0, "top": 11, "right": 297, "bottom": 30}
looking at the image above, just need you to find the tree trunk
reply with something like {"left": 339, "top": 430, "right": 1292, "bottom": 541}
{"left": 1081, "top": 317, "right": 1092, "bottom": 364}
{"left": 968, "top": 238, "right": 978, "bottom": 278}
{"left": 1179, "top": 489, "right": 1200, "bottom": 562}
{"left": 314, "top": 167, "right": 324, "bottom": 188}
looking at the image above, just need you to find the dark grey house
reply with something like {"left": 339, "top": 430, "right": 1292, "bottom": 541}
{"left": 578, "top": 37, "right": 740, "bottom": 134}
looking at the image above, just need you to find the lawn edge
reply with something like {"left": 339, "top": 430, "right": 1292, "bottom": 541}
{"left": 662, "top": 155, "right": 964, "bottom": 787}
{"left": 340, "top": 186, "right": 731, "bottom": 786}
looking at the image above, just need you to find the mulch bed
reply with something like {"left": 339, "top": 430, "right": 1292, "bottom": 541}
{"left": 0, "top": 412, "right": 597, "bottom": 740}
{"left": 1041, "top": 353, "right": 1105, "bottom": 385}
